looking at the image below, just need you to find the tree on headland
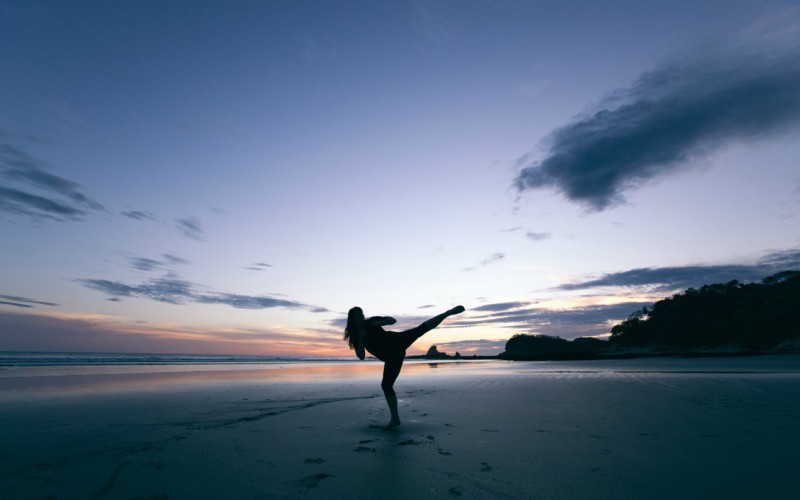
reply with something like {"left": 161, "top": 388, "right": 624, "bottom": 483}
{"left": 609, "top": 271, "right": 800, "bottom": 350}
{"left": 499, "top": 271, "right": 800, "bottom": 359}
{"left": 500, "top": 334, "right": 605, "bottom": 360}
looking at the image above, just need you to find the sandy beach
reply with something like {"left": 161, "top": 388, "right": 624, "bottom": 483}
{"left": 1, "top": 356, "right": 799, "bottom": 499}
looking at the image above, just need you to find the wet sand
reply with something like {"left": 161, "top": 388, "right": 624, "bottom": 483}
{"left": 1, "top": 357, "right": 799, "bottom": 499}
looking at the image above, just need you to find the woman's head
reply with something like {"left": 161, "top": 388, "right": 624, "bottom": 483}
{"left": 343, "top": 306, "right": 364, "bottom": 349}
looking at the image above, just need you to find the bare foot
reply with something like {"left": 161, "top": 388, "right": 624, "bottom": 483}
{"left": 449, "top": 305, "right": 465, "bottom": 315}
{"left": 383, "top": 418, "right": 401, "bottom": 430}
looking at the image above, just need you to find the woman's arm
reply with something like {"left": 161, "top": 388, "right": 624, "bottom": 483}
{"left": 370, "top": 316, "right": 397, "bottom": 327}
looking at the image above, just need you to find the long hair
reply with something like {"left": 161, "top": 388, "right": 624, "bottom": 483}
{"left": 343, "top": 306, "right": 364, "bottom": 349}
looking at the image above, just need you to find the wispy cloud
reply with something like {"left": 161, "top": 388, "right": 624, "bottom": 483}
{"left": 176, "top": 216, "right": 204, "bottom": 240}
{"left": 129, "top": 257, "right": 163, "bottom": 272}
{"left": 553, "top": 248, "right": 800, "bottom": 292}
{"left": 126, "top": 253, "right": 190, "bottom": 272}
{"left": 121, "top": 210, "right": 157, "bottom": 221}
{"left": 0, "top": 294, "right": 59, "bottom": 308}
{"left": 526, "top": 231, "right": 551, "bottom": 242}
{"left": 246, "top": 262, "right": 273, "bottom": 271}
{"left": 514, "top": 48, "right": 800, "bottom": 211}
{"left": 462, "top": 252, "right": 506, "bottom": 272}
{"left": 0, "top": 142, "right": 104, "bottom": 221}
{"left": 162, "top": 254, "right": 190, "bottom": 265}
{"left": 78, "top": 276, "right": 328, "bottom": 313}
{"left": 472, "top": 301, "right": 529, "bottom": 312}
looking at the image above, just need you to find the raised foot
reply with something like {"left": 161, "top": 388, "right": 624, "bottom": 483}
{"left": 449, "top": 305, "right": 465, "bottom": 315}
{"left": 382, "top": 419, "right": 401, "bottom": 430}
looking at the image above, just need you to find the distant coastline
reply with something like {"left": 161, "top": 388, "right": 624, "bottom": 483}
{"left": 418, "top": 271, "right": 800, "bottom": 362}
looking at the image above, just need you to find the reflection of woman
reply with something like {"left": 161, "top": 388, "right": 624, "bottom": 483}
{"left": 344, "top": 305, "right": 465, "bottom": 429}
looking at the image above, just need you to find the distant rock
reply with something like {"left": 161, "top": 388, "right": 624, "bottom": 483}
{"left": 425, "top": 345, "right": 450, "bottom": 359}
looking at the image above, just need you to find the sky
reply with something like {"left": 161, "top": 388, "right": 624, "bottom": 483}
{"left": 1, "top": 0, "right": 799, "bottom": 357}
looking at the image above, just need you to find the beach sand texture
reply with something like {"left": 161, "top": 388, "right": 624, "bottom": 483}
{"left": 1, "top": 357, "right": 798, "bottom": 499}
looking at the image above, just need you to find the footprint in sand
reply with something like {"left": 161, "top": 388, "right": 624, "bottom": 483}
{"left": 398, "top": 438, "right": 422, "bottom": 446}
{"left": 288, "top": 473, "right": 331, "bottom": 490}
{"left": 591, "top": 467, "right": 607, "bottom": 477}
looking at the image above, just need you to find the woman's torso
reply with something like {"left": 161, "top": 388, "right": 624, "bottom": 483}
{"left": 363, "top": 318, "right": 401, "bottom": 361}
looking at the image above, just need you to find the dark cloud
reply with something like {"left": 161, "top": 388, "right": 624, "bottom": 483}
{"left": 0, "top": 186, "right": 84, "bottom": 219}
{"left": 554, "top": 248, "right": 800, "bottom": 292}
{"left": 78, "top": 277, "right": 327, "bottom": 312}
{"left": 0, "top": 142, "right": 104, "bottom": 220}
{"left": 195, "top": 293, "right": 310, "bottom": 310}
{"left": 514, "top": 49, "right": 800, "bottom": 211}
{"left": 0, "top": 300, "right": 32, "bottom": 308}
{"left": 0, "top": 294, "right": 58, "bottom": 308}
{"left": 462, "top": 252, "right": 506, "bottom": 272}
{"left": 176, "top": 216, "right": 204, "bottom": 240}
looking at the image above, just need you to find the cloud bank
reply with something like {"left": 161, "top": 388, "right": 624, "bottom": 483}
{"left": 0, "top": 142, "right": 104, "bottom": 220}
{"left": 454, "top": 301, "right": 652, "bottom": 339}
{"left": 78, "top": 277, "right": 328, "bottom": 313}
{"left": 515, "top": 49, "right": 800, "bottom": 211}
{"left": 555, "top": 248, "right": 800, "bottom": 292}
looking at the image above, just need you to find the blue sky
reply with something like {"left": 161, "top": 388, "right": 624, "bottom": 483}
{"left": 2, "top": 0, "right": 799, "bottom": 356}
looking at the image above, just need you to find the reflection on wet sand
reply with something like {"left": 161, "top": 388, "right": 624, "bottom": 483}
{"left": 0, "top": 360, "right": 498, "bottom": 398}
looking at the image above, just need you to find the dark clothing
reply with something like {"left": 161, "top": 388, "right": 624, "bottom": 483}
{"left": 363, "top": 316, "right": 432, "bottom": 397}
{"left": 363, "top": 316, "right": 429, "bottom": 362}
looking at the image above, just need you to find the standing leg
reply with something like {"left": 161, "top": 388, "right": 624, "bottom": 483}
{"left": 381, "top": 357, "right": 404, "bottom": 429}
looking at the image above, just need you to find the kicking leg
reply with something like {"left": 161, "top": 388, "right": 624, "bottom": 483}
{"left": 407, "top": 305, "right": 466, "bottom": 344}
{"left": 423, "top": 305, "right": 465, "bottom": 329}
{"left": 381, "top": 358, "right": 404, "bottom": 429}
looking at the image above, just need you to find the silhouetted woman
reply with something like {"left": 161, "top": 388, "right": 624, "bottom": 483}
{"left": 344, "top": 305, "right": 465, "bottom": 429}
